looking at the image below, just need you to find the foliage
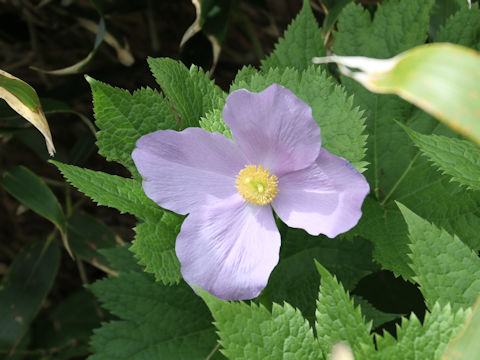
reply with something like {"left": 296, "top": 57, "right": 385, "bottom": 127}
{"left": 1, "top": 0, "right": 480, "bottom": 358}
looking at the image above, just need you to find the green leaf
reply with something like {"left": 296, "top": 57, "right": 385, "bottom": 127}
{"left": 353, "top": 296, "right": 401, "bottom": 329}
{"left": 2, "top": 166, "right": 66, "bottom": 233}
{"left": 67, "top": 211, "right": 116, "bottom": 271}
{"left": 398, "top": 203, "right": 480, "bottom": 312}
{"left": 321, "top": 0, "right": 354, "bottom": 37}
{"left": 442, "top": 298, "right": 480, "bottom": 360}
{"left": 261, "top": 0, "right": 326, "bottom": 71}
{"left": 0, "top": 241, "right": 60, "bottom": 349}
{"left": 429, "top": 0, "right": 467, "bottom": 39}
{"left": 436, "top": 3, "right": 480, "bottom": 50}
{"left": 87, "top": 77, "right": 178, "bottom": 177}
{"left": 333, "top": 0, "right": 435, "bottom": 189}
{"left": 315, "top": 262, "right": 373, "bottom": 357}
{"left": 364, "top": 303, "right": 469, "bottom": 360}
{"left": 130, "top": 211, "right": 184, "bottom": 285}
{"left": 199, "top": 108, "right": 232, "bottom": 138}
{"left": 51, "top": 161, "right": 161, "bottom": 221}
{"left": 331, "top": 0, "right": 480, "bottom": 277}
{"left": 101, "top": 246, "right": 140, "bottom": 275}
{"left": 323, "top": 44, "right": 480, "bottom": 145}
{"left": 231, "top": 66, "right": 367, "bottom": 172}
{"left": 355, "top": 149, "right": 480, "bottom": 277}
{"left": 32, "top": 289, "right": 101, "bottom": 350}
{"left": 88, "top": 247, "right": 221, "bottom": 360}
{"left": 266, "top": 228, "right": 378, "bottom": 324}
{"left": 400, "top": 125, "right": 480, "bottom": 191}
{"left": 334, "top": 0, "right": 434, "bottom": 58}
{"left": 147, "top": 57, "right": 225, "bottom": 128}
{"left": 200, "top": 290, "right": 320, "bottom": 360}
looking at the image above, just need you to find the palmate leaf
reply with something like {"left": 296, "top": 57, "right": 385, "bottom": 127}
{"left": 333, "top": 0, "right": 480, "bottom": 277}
{"left": 88, "top": 246, "right": 222, "bottom": 360}
{"left": 401, "top": 125, "right": 480, "bottom": 191}
{"left": 261, "top": 0, "right": 326, "bottom": 71}
{"left": 398, "top": 203, "right": 480, "bottom": 312}
{"left": 88, "top": 77, "right": 178, "bottom": 177}
{"left": 357, "top": 304, "right": 469, "bottom": 360}
{"left": 148, "top": 57, "right": 225, "bottom": 129}
{"left": 231, "top": 66, "right": 367, "bottom": 172}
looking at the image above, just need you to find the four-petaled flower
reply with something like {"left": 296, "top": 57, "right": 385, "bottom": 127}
{"left": 132, "top": 84, "right": 369, "bottom": 300}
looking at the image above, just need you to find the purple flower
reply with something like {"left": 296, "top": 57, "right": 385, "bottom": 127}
{"left": 132, "top": 84, "right": 369, "bottom": 301}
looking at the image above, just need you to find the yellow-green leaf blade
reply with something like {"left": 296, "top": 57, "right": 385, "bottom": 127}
{"left": 0, "top": 69, "right": 55, "bottom": 155}
{"left": 314, "top": 43, "right": 480, "bottom": 144}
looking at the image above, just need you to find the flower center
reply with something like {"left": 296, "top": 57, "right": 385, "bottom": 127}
{"left": 235, "top": 165, "right": 279, "bottom": 205}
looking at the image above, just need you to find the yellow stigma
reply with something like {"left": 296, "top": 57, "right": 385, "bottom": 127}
{"left": 236, "top": 165, "right": 279, "bottom": 205}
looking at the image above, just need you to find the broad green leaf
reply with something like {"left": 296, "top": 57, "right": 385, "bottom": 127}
{"left": 333, "top": 0, "right": 434, "bottom": 58}
{"left": 0, "top": 69, "right": 55, "bottom": 155}
{"left": 148, "top": 57, "right": 225, "bottom": 128}
{"left": 1, "top": 166, "right": 71, "bottom": 256}
{"left": 87, "top": 77, "right": 177, "bottom": 177}
{"left": 130, "top": 211, "right": 184, "bottom": 285}
{"left": 88, "top": 246, "right": 221, "bottom": 360}
{"left": 330, "top": 0, "right": 480, "bottom": 278}
{"left": 359, "top": 303, "right": 469, "bottom": 360}
{"left": 200, "top": 290, "right": 320, "bottom": 360}
{"left": 398, "top": 203, "right": 480, "bottom": 312}
{"left": 429, "top": 0, "right": 467, "bottom": 39}
{"left": 261, "top": 0, "right": 326, "bottom": 71}
{"left": 436, "top": 3, "right": 480, "bottom": 50}
{"left": 442, "top": 298, "right": 480, "bottom": 360}
{"left": 266, "top": 228, "right": 378, "bottom": 324}
{"left": 315, "top": 262, "right": 373, "bottom": 357}
{"left": 355, "top": 152, "right": 480, "bottom": 278}
{"left": 315, "top": 44, "right": 480, "bottom": 144}
{"left": 0, "top": 241, "right": 60, "bottom": 349}
{"left": 67, "top": 211, "right": 117, "bottom": 274}
{"left": 332, "top": 0, "right": 434, "bottom": 188}
{"left": 231, "top": 66, "right": 367, "bottom": 172}
{"left": 401, "top": 125, "right": 480, "bottom": 191}
{"left": 52, "top": 161, "right": 162, "bottom": 221}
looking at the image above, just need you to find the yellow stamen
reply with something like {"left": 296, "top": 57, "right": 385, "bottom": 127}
{"left": 236, "top": 165, "right": 279, "bottom": 205}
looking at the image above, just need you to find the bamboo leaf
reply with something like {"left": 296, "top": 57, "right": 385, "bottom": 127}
{"left": 0, "top": 69, "right": 55, "bottom": 155}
